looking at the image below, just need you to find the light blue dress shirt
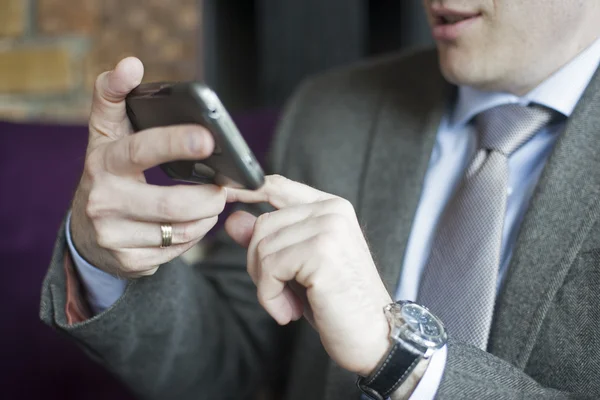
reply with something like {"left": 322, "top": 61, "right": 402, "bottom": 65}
{"left": 67, "top": 38, "right": 600, "bottom": 399}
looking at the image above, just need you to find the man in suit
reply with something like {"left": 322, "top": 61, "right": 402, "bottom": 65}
{"left": 41, "top": 0, "right": 600, "bottom": 399}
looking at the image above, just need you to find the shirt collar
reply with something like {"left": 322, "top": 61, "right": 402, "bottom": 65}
{"left": 452, "top": 37, "right": 600, "bottom": 128}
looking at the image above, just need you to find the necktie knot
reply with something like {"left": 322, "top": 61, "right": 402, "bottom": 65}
{"left": 475, "top": 104, "right": 557, "bottom": 156}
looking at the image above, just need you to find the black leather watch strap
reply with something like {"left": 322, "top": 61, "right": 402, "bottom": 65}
{"left": 356, "top": 342, "right": 421, "bottom": 400}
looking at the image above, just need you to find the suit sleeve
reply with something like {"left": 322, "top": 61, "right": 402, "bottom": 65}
{"left": 402, "top": 346, "right": 447, "bottom": 400}
{"left": 436, "top": 339, "right": 594, "bottom": 399}
{"left": 39, "top": 78, "right": 316, "bottom": 400}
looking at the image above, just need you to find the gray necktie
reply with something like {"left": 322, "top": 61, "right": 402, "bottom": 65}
{"left": 417, "top": 104, "right": 556, "bottom": 349}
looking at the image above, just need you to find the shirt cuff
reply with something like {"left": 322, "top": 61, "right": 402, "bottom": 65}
{"left": 66, "top": 212, "right": 128, "bottom": 315}
{"left": 407, "top": 345, "right": 447, "bottom": 400}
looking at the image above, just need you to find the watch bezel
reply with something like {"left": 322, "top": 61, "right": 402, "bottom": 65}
{"left": 385, "top": 300, "right": 447, "bottom": 358}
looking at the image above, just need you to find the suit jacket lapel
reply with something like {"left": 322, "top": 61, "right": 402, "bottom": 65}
{"left": 358, "top": 57, "right": 450, "bottom": 292}
{"left": 489, "top": 65, "right": 600, "bottom": 367}
{"left": 324, "top": 51, "right": 450, "bottom": 400}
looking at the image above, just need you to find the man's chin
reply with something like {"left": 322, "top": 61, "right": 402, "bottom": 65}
{"left": 437, "top": 52, "right": 494, "bottom": 91}
{"left": 436, "top": 47, "right": 517, "bottom": 93}
{"left": 439, "top": 63, "right": 475, "bottom": 88}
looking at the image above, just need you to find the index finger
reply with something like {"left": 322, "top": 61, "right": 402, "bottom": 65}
{"left": 104, "top": 124, "right": 214, "bottom": 175}
{"left": 226, "top": 175, "right": 334, "bottom": 209}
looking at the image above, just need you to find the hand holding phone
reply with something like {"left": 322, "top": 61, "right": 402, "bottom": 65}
{"left": 70, "top": 58, "right": 231, "bottom": 278}
{"left": 126, "top": 82, "right": 265, "bottom": 189}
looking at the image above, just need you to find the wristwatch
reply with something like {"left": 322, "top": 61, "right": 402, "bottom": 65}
{"left": 357, "top": 300, "right": 447, "bottom": 400}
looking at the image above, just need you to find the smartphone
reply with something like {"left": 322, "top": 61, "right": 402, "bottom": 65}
{"left": 125, "top": 82, "right": 265, "bottom": 190}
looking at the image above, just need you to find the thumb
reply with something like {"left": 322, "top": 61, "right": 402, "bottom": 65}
{"left": 89, "top": 57, "right": 144, "bottom": 142}
{"left": 225, "top": 210, "right": 257, "bottom": 248}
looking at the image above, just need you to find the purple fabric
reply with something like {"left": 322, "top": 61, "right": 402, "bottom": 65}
{"left": 0, "top": 110, "right": 278, "bottom": 399}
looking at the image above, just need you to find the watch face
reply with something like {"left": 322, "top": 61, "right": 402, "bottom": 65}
{"left": 400, "top": 303, "right": 445, "bottom": 341}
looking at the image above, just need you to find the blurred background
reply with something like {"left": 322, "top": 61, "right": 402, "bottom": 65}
{"left": 0, "top": 0, "right": 432, "bottom": 121}
{"left": 0, "top": 0, "right": 432, "bottom": 399}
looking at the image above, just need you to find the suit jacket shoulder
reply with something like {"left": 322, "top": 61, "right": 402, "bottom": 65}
{"left": 273, "top": 47, "right": 444, "bottom": 200}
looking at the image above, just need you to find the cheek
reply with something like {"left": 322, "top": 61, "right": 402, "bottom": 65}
{"left": 493, "top": 1, "right": 579, "bottom": 54}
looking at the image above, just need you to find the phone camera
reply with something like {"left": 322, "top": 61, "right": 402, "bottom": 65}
{"left": 207, "top": 107, "right": 220, "bottom": 119}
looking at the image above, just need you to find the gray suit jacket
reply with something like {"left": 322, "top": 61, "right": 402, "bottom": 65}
{"left": 40, "top": 49, "right": 600, "bottom": 400}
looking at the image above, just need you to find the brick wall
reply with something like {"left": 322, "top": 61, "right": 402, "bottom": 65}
{"left": 0, "top": 0, "right": 200, "bottom": 123}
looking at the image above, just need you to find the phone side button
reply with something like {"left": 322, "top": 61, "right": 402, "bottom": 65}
{"left": 193, "top": 163, "right": 216, "bottom": 179}
{"left": 242, "top": 154, "right": 252, "bottom": 164}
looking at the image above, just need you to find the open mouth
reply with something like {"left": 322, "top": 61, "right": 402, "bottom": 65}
{"left": 436, "top": 15, "right": 478, "bottom": 25}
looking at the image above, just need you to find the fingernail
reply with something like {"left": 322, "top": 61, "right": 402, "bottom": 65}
{"left": 189, "top": 131, "right": 203, "bottom": 153}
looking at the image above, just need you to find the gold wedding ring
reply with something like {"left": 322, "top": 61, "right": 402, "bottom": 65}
{"left": 160, "top": 223, "right": 173, "bottom": 248}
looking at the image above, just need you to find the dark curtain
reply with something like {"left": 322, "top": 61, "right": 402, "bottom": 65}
{"left": 201, "top": 0, "right": 433, "bottom": 110}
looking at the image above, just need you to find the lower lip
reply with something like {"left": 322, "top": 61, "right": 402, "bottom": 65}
{"left": 432, "top": 16, "right": 480, "bottom": 41}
